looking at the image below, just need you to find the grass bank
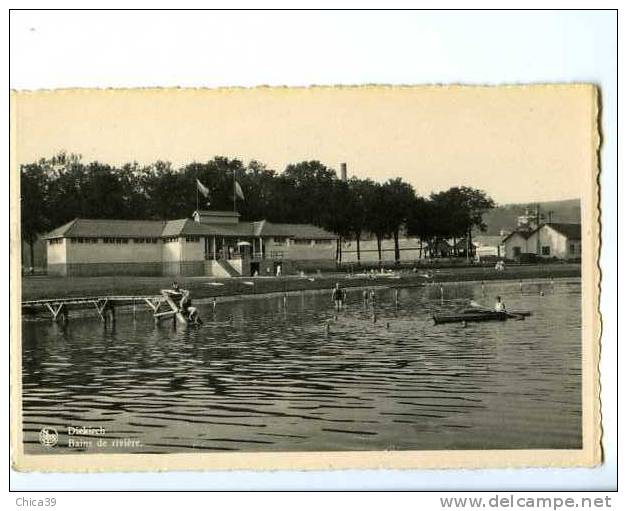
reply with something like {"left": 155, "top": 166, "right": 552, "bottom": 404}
{"left": 21, "top": 263, "right": 581, "bottom": 302}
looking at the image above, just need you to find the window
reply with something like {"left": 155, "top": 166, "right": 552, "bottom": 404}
{"left": 315, "top": 239, "right": 333, "bottom": 245}
{"left": 293, "top": 239, "right": 311, "bottom": 245}
{"left": 513, "top": 247, "right": 522, "bottom": 256}
{"left": 48, "top": 238, "right": 62, "bottom": 245}
{"left": 135, "top": 238, "right": 145, "bottom": 244}
{"left": 541, "top": 246, "right": 551, "bottom": 256}
{"left": 569, "top": 243, "right": 576, "bottom": 255}
{"left": 163, "top": 236, "right": 178, "bottom": 244}
{"left": 185, "top": 236, "right": 200, "bottom": 243}
{"left": 273, "top": 236, "right": 287, "bottom": 245}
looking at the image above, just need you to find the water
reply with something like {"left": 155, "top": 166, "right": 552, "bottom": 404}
{"left": 22, "top": 278, "right": 582, "bottom": 454}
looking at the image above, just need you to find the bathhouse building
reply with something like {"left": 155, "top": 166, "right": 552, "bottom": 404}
{"left": 501, "top": 223, "right": 581, "bottom": 260}
{"left": 43, "top": 210, "right": 338, "bottom": 277}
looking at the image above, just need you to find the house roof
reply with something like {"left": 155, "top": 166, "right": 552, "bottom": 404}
{"left": 502, "top": 223, "right": 582, "bottom": 243}
{"left": 43, "top": 217, "right": 338, "bottom": 240}
{"left": 42, "top": 218, "right": 167, "bottom": 239}
{"left": 543, "top": 223, "right": 581, "bottom": 240}
{"left": 501, "top": 229, "right": 532, "bottom": 243}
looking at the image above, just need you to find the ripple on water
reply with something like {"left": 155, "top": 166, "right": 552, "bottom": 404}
{"left": 22, "top": 279, "right": 582, "bottom": 453}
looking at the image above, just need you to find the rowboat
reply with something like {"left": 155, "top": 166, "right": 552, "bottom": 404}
{"left": 433, "top": 309, "right": 532, "bottom": 325}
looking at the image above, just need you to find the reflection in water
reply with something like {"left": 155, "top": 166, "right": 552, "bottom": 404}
{"left": 22, "top": 279, "right": 582, "bottom": 453}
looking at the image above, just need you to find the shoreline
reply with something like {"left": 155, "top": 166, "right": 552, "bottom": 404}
{"left": 21, "top": 273, "right": 581, "bottom": 322}
{"left": 21, "top": 263, "right": 581, "bottom": 303}
{"left": 21, "top": 264, "right": 581, "bottom": 322}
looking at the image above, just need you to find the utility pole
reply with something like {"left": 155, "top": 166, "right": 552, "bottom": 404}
{"left": 536, "top": 203, "right": 541, "bottom": 255}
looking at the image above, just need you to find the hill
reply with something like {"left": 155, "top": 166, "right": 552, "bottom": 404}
{"left": 480, "top": 198, "right": 581, "bottom": 236}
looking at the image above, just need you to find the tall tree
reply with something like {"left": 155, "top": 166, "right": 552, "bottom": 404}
{"left": 429, "top": 186, "right": 495, "bottom": 259}
{"left": 380, "top": 178, "right": 416, "bottom": 263}
{"left": 347, "top": 178, "right": 377, "bottom": 263}
{"left": 20, "top": 164, "right": 51, "bottom": 268}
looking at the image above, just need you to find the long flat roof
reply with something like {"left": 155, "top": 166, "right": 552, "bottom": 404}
{"left": 43, "top": 216, "right": 338, "bottom": 240}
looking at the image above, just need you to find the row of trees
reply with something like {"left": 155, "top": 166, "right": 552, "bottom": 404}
{"left": 20, "top": 153, "right": 495, "bottom": 264}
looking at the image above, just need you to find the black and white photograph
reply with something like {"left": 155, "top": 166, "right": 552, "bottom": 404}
{"left": 11, "top": 83, "right": 601, "bottom": 472}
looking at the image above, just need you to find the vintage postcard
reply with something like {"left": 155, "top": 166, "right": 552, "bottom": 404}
{"left": 10, "top": 85, "right": 601, "bottom": 471}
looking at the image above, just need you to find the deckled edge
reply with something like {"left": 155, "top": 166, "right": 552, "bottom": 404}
{"left": 10, "top": 84, "right": 603, "bottom": 473}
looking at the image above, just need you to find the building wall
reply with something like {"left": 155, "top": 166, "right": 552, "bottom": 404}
{"left": 265, "top": 238, "right": 336, "bottom": 261}
{"left": 66, "top": 239, "right": 162, "bottom": 264}
{"left": 179, "top": 237, "right": 204, "bottom": 261}
{"left": 65, "top": 262, "right": 163, "bottom": 277}
{"left": 162, "top": 239, "right": 181, "bottom": 262}
{"left": 527, "top": 226, "right": 576, "bottom": 259}
{"left": 46, "top": 239, "right": 67, "bottom": 276}
{"left": 503, "top": 233, "right": 530, "bottom": 259}
{"left": 503, "top": 226, "right": 580, "bottom": 260}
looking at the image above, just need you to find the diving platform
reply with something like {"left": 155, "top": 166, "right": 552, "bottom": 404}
{"left": 22, "top": 292, "right": 189, "bottom": 325}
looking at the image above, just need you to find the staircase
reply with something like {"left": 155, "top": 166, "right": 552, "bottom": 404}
{"left": 216, "top": 259, "right": 241, "bottom": 277}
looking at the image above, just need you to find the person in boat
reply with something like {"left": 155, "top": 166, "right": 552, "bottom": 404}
{"left": 332, "top": 283, "right": 345, "bottom": 311}
{"left": 180, "top": 290, "right": 201, "bottom": 324}
{"left": 494, "top": 296, "right": 507, "bottom": 313}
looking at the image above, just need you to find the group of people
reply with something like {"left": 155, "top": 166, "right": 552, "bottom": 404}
{"left": 332, "top": 283, "right": 381, "bottom": 311}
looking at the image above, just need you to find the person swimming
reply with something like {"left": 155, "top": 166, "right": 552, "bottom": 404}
{"left": 332, "top": 283, "right": 345, "bottom": 311}
{"left": 494, "top": 296, "right": 507, "bottom": 312}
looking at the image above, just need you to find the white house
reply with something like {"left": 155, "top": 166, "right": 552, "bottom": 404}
{"left": 502, "top": 223, "right": 581, "bottom": 260}
{"left": 43, "top": 210, "right": 338, "bottom": 277}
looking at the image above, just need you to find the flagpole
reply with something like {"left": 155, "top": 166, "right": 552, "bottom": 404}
{"left": 196, "top": 182, "right": 199, "bottom": 213}
{"left": 233, "top": 170, "right": 236, "bottom": 213}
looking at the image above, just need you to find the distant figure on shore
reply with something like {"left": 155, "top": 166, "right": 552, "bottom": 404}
{"left": 494, "top": 296, "right": 507, "bottom": 313}
{"left": 369, "top": 288, "right": 376, "bottom": 304}
{"left": 495, "top": 260, "right": 505, "bottom": 272}
{"left": 332, "top": 282, "right": 345, "bottom": 311}
{"left": 362, "top": 289, "right": 369, "bottom": 303}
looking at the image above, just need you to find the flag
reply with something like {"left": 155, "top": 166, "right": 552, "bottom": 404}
{"left": 196, "top": 178, "right": 210, "bottom": 197}
{"left": 234, "top": 180, "right": 245, "bottom": 201}
{"left": 196, "top": 179, "right": 210, "bottom": 203}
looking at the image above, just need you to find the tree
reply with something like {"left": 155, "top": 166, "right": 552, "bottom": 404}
{"left": 282, "top": 161, "right": 336, "bottom": 225}
{"left": 363, "top": 182, "right": 388, "bottom": 262}
{"left": 380, "top": 178, "right": 416, "bottom": 263}
{"left": 347, "top": 178, "right": 377, "bottom": 263}
{"left": 429, "top": 186, "right": 495, "bottom": 259}
{"left": 320, "top": 179, "right": 354, "bottom": 263}
{"left": 20, "top": 164, "right": 51, "bottom": 269}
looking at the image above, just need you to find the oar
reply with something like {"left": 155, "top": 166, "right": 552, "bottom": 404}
{"left": 469, "top": 300, "right": 492, "bottom": 312}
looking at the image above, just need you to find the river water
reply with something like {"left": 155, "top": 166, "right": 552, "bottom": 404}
{"left": 22, "top": 278, "right": 581, "bottom": 454}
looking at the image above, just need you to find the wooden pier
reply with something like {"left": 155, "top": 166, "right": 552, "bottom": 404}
{"left": 22, "top": 291, "right": 188, "bottom": 325}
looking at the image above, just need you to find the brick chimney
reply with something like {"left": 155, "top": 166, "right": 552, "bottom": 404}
{"left": 340, "top": 162, "right": 347, "bottom": 181}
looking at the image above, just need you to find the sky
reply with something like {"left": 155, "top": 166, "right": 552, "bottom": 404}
{"left": 13, "top": 85, "right": 597, "bottom": 205}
